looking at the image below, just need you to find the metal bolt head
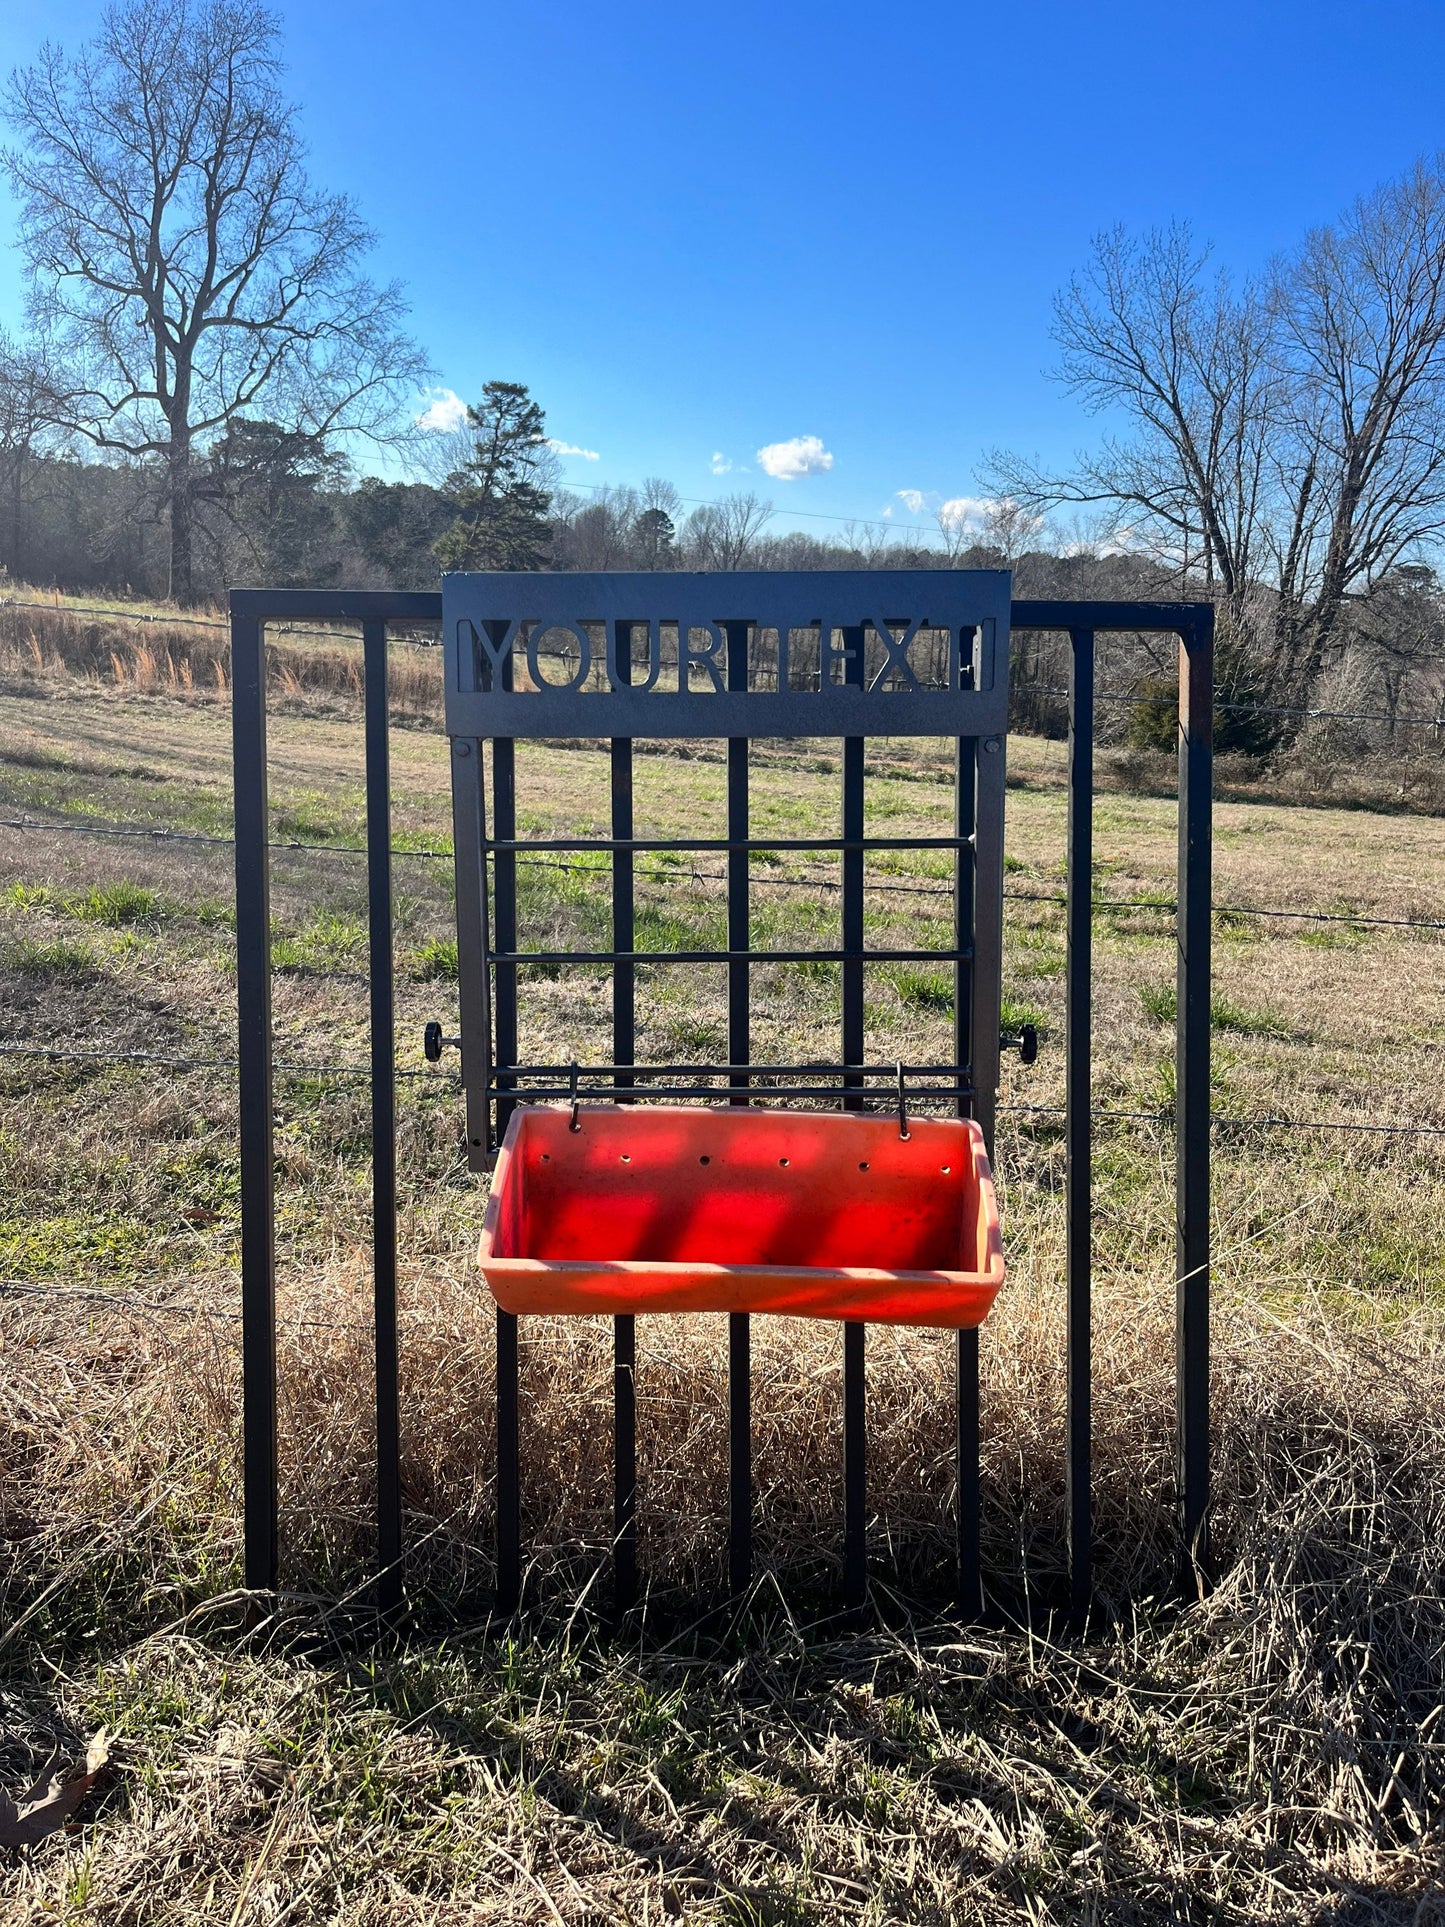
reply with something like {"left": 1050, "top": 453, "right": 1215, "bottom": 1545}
{"left": 983, "top": 736, "right": 1002, "bottom": 754}
{"left": 455, "top": 740, "right": 472, "bottom": 758}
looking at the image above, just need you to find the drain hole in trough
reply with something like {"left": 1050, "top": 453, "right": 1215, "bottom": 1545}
{"left": 779, "top": 1157, "right": 790, "bottom": 1167}
{"left": 620, "top": 1154, "right": 631, "bottom": 1163}
{"left": 699, "top": 1155, "right": 710, "bottom": 1165}
{"left": 858, "top": 1161, "right": 869, "bottom": 1171}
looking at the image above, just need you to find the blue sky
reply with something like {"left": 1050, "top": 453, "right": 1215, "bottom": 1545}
{"left": 2, "top": 0, "right": 1444, "bottom": 538}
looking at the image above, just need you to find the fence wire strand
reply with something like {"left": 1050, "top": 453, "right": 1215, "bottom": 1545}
{"left": 3, "top": 811, "right": 1441, "bottom": 932}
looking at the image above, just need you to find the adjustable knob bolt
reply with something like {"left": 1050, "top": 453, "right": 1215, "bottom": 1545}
{"left": 1001, "top": 1022, "right": 1039, "bottom": 1066}
{"left": 424, "top": 1021, "right": 461, "bottom": 1064}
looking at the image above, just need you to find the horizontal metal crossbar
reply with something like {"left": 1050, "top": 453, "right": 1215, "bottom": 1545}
{"left": 1009, "top": 598, "right": 1214, "bottom": 642}
{"left": 494, "top": 1082, "right": 976, "bottom": 1104}
{"left": 485, "top": 835, "right": 975, "bottom": 852}
{"left": 492, "top": 946, "right": 972, "bottom": 966}
{"left": 492, "top": 1061, "right": 972, "bottom": 1079}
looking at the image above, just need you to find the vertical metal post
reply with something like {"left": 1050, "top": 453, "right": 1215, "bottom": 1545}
{"left": 960, "top": 624, "right": 1007, "bottom": 1618}
{"left": 841, "top": 626, "right": 867, "bottom": 1611}
{"left": 612, "top": 626, "right": 637, "bottom": 1611}
{"left": 970, "top": 735, "right": 1006, "bottom": 1155}
{"left": 363, "top": 619, "right": 401, "bottom": 1614}
{"left": 492, "top": 747, "right": 519, "bottom": 1141}
{"left": 954, "top": 729, "right": 981, "bottom": 1616}
{"left": 1177, "top": 613, "right": 1213, "bottom": 1589}
{"left": 1066, "top": 630, "right": 1095, "bottom": 1623}
{"left": 450, "top": 733, "right": 492, "bottom": 1171}
{"left": 726, "top": 621, "right": 751, "bottom": 1596}
{"left": 492, "top": 736, "right": 520, "bottom": 1611}
{"left": 232, "top": 605, "right": 277, "bottom": 1600}
{"left": 496, "top": 1306, "right": 520, "bottom": 1612}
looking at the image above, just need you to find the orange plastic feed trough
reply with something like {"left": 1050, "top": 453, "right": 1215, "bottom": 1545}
{"left": 478, "top": 1103, "right": 1005, "bottom": 1329}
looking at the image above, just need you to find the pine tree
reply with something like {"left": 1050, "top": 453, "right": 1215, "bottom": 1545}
{"left": 433, "top": 382, "right": 553, "bottom": 571}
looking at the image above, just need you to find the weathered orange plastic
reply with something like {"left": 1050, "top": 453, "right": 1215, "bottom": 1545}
{"left": 478, "top": 1104, "right": 1005, "bottom": 1329}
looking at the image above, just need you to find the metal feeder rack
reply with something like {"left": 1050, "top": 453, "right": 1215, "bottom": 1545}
{"left": 443, "top": 570, "right": 1016, "bottom": 1611}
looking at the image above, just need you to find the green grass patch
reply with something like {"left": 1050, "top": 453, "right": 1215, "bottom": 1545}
{"left": 272, "top": 910, "right": 368, "bottom": 973}
{"left": 411, "top": 934, "right": 459, "bottom": 980}
{"left": 1150, "top": 1043, "right": 1236, "bottom": 1110}
{"left": 270, "top": 790, "right": 368, "bottom": 847}
{"left": 1214, "top": 907, "right": 1264, "bottom": 943}
{"left": 2, "top": 877, "right": 172, "bottom": 925}
{"left": 1001, "top": 993, "right": 1048, "bottom": 1036}
{"left": 0, "top": 880, "right": 56, "bottom": 912}
{"left": 0, "top": 1209, "right": 155, "bottom": 1280}
{"left": 1300, "top": 920, "right": 1372, "bottom": 949}
{"left": 634, "top": 901, "right": 723, "bottom": 953}
{"left": 0, "top": 932, "right": 100, "bottom": 979}
{"left": 1011, "top": 928, "right": 1066, "bottom": 979}
{"left": 66, "top": 880, "right": 166, "bottom": 925}
{"left": 1139, "top": 981, "right": 1291, "bottom": 1037}
{"left": 391, "top": 825, "right": 452, "bottom": 856}
{"left": 889, "top": 965, "right": 952, "bottom": 1013}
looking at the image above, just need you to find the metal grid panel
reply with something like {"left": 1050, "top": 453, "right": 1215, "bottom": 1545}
{"left": 228, "top": 583, "right": 1212, "bottom": 1627}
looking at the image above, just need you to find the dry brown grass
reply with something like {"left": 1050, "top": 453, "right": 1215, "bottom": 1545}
{"left": 1, "top": 668, "right": 1444, "bottom": 1920}
{"left": 0, "top": 582, "right": 443, "bottom": 722}
{"left": 3, "top": 1273, "right": 1443, "bottom": 1919}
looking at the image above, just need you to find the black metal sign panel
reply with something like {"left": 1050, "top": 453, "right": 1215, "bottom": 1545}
{"left": 441, "top": 570, "right": 1012, "bottom": 738}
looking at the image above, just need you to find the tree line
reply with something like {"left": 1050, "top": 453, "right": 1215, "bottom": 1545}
{"left": 986, "top": 170, "right": 1445, "bottom": 743}
{"left": 1, "top": 0, "right": 1443, "bottom": 755}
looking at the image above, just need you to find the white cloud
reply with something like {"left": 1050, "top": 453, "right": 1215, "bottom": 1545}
{"left": 414, "top": 387, "right": 468, "bottom": 433}
{"left": 548, "top": 438, "right": 600, "bottom": 461}
{"left": 710, "top": 451, "right": 733, "bottom": 476}
{"left": 937, "top": 495, "right": 993, "bottom": 530}
{"left": 756, "top": 434, "right": 834, "bottom": 481}
{"left": 895, "top": 488, "right": 928, "bottom": 514}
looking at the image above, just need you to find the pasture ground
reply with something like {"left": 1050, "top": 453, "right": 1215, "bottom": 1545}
{"left": 1, "top": 658, "right": 1444, "bottom": 1922}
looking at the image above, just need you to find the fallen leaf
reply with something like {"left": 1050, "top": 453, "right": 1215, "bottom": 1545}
{"left": 0, "top": 1729, "right": 109, "bottom": 1850}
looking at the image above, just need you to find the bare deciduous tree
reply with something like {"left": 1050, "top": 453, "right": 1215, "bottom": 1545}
{"left": 3, "top": 0, "right": 427, "bottom": 599}
{"left": 986, "top": 223, "right": 1276, "bottom": 626}
{"left": 990, "top": 165, "right": 1445, "bottom": 722}
{"left": 683, "top": 492, "right": 773, "bottom": 569}
{"left": 1268, "top": 162, "right": 1445, "bottom": 698}
{"left": 560, "top": 485, "right": 640, "bottom": 570}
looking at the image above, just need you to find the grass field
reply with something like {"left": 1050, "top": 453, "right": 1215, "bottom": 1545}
{"left": 2, "top": 652, "right": 1444, "bottom": 1922}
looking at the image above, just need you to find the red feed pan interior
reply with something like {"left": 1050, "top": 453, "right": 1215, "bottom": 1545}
{"left": 478, "top": 1105, "right": 1005, "bottom": 1328}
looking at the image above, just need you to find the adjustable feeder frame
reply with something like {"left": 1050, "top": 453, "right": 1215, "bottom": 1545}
{"left": 444, "top": 571, "right": 1014, "bottom": 1612}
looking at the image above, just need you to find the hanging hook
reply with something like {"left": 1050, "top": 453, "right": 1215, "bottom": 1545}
{"left": 568, "top": 1060, "right": 582, "bottom": 1132}
{"left": 896, "top": 1060, "right": 911, "bottom": 1140}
